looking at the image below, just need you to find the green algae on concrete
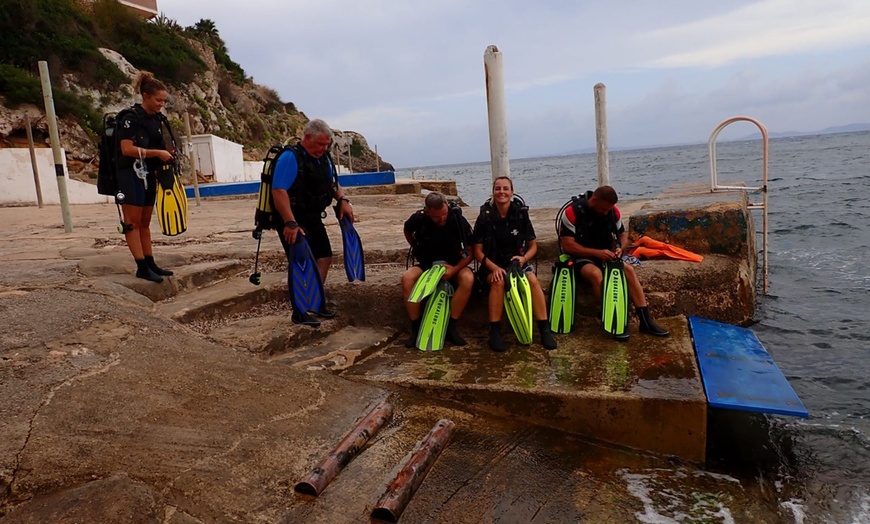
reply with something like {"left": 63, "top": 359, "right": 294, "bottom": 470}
{"left": 344, "top": 317, "right": 708, "bottom": 462}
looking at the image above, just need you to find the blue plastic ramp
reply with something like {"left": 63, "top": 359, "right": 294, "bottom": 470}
{"left": 688, "top": 316, "right": 807, "bottom": 417}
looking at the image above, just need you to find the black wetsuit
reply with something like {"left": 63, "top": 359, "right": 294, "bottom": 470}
{"left": 404, "top": 209, "right": 472, "bottom": 269}
{"left": 115, "top": 104, "right": 168, "bottom": 207}
{"left": 472, "top": 200, "right": 536, "bottom": 270}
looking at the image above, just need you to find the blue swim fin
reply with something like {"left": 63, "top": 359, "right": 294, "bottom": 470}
{"left": 334, "top": 207, "right": 365, "bottom": 282}
{"left": 601, "top": 259, "right": 629, "bottom": 340}
{"left": 291, "top": 236, "right": 324, "bottom": 314}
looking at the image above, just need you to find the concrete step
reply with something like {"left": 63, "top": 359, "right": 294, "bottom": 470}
{"left": 341, "top": 315, "right": 708, "bottom": 463}
{"left": 156, "top": 271, "right": 286, "bottom": 323}
{"left": 103, "top": 259, "right": 249, "bottom": 303}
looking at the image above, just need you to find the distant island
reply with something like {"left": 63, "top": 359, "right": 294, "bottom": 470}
{"left": 736, "top": 123, "right": 870, "bottom": 140}
{"left": 554, "top": 123, "right": 870, "bottom": 157}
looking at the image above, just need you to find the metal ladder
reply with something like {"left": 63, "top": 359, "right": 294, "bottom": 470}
{"left": 708, "top": 116, "right": 769, "bottom": 294}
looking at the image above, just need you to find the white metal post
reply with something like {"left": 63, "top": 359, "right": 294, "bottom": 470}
{"left": 484, "top": 45, "right": 510, "bottom": 182}
{"left": 38, "top": 61, "right": 72, "bottom": 232}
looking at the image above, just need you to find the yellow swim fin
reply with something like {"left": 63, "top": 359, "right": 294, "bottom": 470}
{"left": 156, "top": 165, "right": 188, "bottom": 236}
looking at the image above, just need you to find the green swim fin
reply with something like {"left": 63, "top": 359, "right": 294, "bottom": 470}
{"left": 602, "top": 259, "right": 629, "bottom": 340}
{"left": 549, "top": 254, "right": 576, "bottom": 334}
{"left": 408, "top": 263, "right": 446, "bottom": 303}
{"left": 155, "top": 164, "right": 188, "bottom": 237}
{"left": 504, "top": 261, "right": 533, "bottom": 345}
{"left": 416, "top": 280, "right": 453, "bottom": 351}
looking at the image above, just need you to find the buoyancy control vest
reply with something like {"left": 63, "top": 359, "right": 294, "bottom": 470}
{"left": 407, "top": 201, "right": 469, "bottom": 267}
{"left": 97, "top": 105, "right": 149, "bottom": 196}
{"left": 477, "top": 195, "right": 530, "bottom": 267}
{"left": 287, "top": 144, "right": 337, "bottom": 218}
{"left": 556, "top": 191, "right": 619, "bottom": 250}
{"left": 254, "top": 143, "right": 338, "bottom": 231}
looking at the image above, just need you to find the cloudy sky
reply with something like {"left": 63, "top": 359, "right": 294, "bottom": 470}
{"left": 157, "top": 0, "right": 870, "bottom": 168}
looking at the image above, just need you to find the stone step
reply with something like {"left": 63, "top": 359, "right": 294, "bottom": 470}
{"left": 342, "top": 315, "right": 707, "bottom": 462}
{"left": 103, "top": 259, "right": 249, "bottom": 303}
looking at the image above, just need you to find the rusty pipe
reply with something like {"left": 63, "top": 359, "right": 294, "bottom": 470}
{"left": 294, "top": 401, "right": 393, "bottom": 496}
{"left": 371, "top": 418, "right": 456, "bottom": 522}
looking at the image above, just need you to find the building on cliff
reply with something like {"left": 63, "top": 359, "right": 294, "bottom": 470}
{"left": 79, "top": 0, "right": 158, "bottom": 19}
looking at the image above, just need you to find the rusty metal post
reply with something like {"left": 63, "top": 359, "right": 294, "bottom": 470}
{"left": 25, "top": 114, "right": 44, "bottom": 208}
{"left": 371, "top": 419, "right": 456, "bottom": 522}
{"left": 294, "top": 401, "right": 393, "bottom": 496}
{"left": 184, "top": 112, "right": 201, "bottom": 206}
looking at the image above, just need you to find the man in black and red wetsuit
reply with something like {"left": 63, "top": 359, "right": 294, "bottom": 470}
{"left": 558, "top": 185, "right": 669, "bottom": 337}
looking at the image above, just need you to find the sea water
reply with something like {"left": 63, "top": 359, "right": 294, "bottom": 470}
{"left": 399, "top": 131, "right": 870, "bottom": 522}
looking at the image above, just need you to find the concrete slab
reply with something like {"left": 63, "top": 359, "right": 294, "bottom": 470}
{"left": 0, "top": 186, "right": 789, "bottom": 521}
{"left": 341, "top": 316, "right": 707, "bottom": 463}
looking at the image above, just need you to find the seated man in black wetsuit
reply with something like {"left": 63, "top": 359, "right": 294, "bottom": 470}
{"left": 401, "top": 192, "right": 475, "bottom": 347}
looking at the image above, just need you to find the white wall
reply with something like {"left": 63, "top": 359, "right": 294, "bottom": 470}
{"left": 244, "top": 161, "right": 263, "bottom": 181}
{"left": 0, "top": 149, "right": 112, "bottom": 205}
{"left": 190, "top": 134, "right": 245, "bottom": 183}
{"left": 242, "top": 159, "right": 349, "bottom": 181}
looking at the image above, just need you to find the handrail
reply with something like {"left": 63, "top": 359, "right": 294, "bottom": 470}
{"left": 708, "top": 116, "right": 769, "bottom": 294}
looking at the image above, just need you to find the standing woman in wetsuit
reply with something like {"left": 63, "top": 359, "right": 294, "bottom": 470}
{"left": 116, "top": 71, "right": 176, "bottom": 282}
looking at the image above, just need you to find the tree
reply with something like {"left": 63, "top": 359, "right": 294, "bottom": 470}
{"left": 190, "top": 19, "right": 219, "bottom": 41}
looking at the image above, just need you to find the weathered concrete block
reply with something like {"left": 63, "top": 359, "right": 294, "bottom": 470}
{"left": 623, "top": 183, "right": 759, "bottom": 323}
{"left": 419, "top": 180, "right": 458, "bottom": 196}
{"left": 636, "top": 255, "right": 756, "bottom": 324}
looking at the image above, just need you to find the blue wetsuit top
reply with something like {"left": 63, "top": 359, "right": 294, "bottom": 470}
{"left": 272, "top": 148, "right": 300, "bottom": 191}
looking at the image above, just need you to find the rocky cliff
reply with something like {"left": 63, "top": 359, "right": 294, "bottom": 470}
{"left": 0, "top": 4, "right": 393, "bottom": 182}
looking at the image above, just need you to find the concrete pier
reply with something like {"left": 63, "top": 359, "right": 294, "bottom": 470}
{"left": 0, "top": 183, "right": 763, "bottom": 519}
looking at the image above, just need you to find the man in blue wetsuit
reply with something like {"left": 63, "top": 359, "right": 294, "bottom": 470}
{"left": 271, "top": 119, "right": 353, "bottom": 326}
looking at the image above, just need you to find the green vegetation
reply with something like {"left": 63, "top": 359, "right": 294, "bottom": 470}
{"left": 0, "top": 64, "right": 101, "bottom": 135}
{"left": 0, "top": 0, "right": 204, "bottom": 134}
{"left": 91, "top": 0, "right": 205, "bottom": 85}
{"left": 350, "top": 137, "right": 365, "bottom": 158}
{"left": 0, "top": 0, "right": 127, "bottom": 89}
{"left": 186, "top": 18, "right": 246, "bottom": 84}
{"left": 0, "top": 0, "right": 309, "bottom": 156}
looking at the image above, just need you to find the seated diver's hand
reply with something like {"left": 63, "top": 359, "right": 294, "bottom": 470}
{"left": 489, "top": 266, "right": 507, "bottom": 283}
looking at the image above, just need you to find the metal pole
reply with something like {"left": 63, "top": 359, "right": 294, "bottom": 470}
{"left": 25, "top": 114, "right": 44, "bottom": 208}
{"left": 38, "top": 61, "right": 72, "bottom": 232}
{"left": 594, "top": 83, "right": 610, "bottom": 187}
{"left": 294, "top": 402, "right": 393, "bottom": 496}
{"left": 375, "top": 144, "right": 380, "bottom": 172}
{"left": 371, "top": 419, "right": 455, "bottom": 522}
{"left": 184, "top": 112, "right": 201, "bottom": 206}
{"left": 484, "top": 45, "right": 510, "bottom": 182}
